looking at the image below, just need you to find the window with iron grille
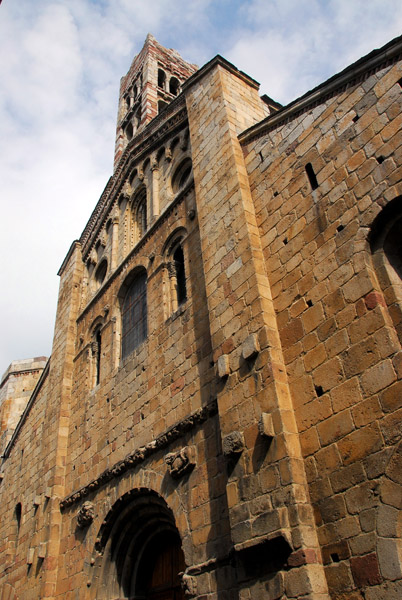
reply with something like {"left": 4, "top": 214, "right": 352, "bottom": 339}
{"left": 122, "top": 271, "right": 147, "bottom": 359}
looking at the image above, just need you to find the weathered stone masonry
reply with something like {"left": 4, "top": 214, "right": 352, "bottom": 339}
{"left": 0, "top": 33, "right": 401, "bottom": 600}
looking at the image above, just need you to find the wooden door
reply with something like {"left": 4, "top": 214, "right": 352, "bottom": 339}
{"left": 146, "top": 535, "right": 185, "bottom": 600}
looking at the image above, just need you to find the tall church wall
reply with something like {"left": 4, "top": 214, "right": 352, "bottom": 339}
{"left": 0, "top": 35, "right": 401, "bottom": 600}
{"left": 242, "top": 53, "right": 402, "bottom": 598}
{"left": 185, "top": 61, "right": 329, "bottom": 599}
{"left": 53, "top": 117, "right": 236, "bottom": 596}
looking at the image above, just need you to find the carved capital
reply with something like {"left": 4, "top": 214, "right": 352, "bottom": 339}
{"left": 165, "top": 446, "right": 195, "bottom": 479}
{"left": 151, "top": 154, "right": 159, "bottom": 171}
{"left": 167, "top": 262, "right": 176, "bottom": 278}
{"left": 180, "top": 571, "right": 197, "bottom": 597}
{"left": 77, "top": 502, "right": 95, "bottom": 528}
{"left": 165, "top": 146, "right": 173, "bottom": 162}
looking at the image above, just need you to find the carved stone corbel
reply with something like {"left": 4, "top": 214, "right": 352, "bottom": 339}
{"left": 165, "top": 146, "right": 173, "bottom": 162}
{"left": 180, "top": 571, "right": 197, "bottom": 597}
{"left": 165, "top": 446, "right": 195, "bottom": 479}
{"left": 77, "top": 502, "right": 95, "bottom": 528}
{"left": 151, "top": 154, "right": 159, "bottom": 171}
{"left": 88, "top": 250, "right": 97, "bottom": 265}
{"left": 223, "top": 431, "right": 244, "bottom": 457}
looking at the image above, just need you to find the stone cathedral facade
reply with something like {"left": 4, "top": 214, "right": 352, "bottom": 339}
{"left": 0, "top": 33, "right": 401, "bottom": 600}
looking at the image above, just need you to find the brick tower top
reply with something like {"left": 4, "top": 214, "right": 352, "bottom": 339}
{"left": 113, "top": 33, "right": 198, "bottom": 170}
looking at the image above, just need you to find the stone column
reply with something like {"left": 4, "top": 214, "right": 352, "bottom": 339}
{"left": 151, "top": 154, "right": 160, "bottom": 222}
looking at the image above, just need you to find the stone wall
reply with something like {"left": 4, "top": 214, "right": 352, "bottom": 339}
{"left": 0, "top": 357, "right": 47, "bottom": 456}
{"left": 242, "top": 48, "right": 402, "bottom": 599}
{"left": 0, "top": 34, "right": 401, "bottom": 600}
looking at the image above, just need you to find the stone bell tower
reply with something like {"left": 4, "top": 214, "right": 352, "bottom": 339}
{"left": 113, "top": 33, "right": 198, "bottom": 170}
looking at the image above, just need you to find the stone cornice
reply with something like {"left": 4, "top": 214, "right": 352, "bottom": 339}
{"left": 182, "top": 54, "right": 260, "bottom": 93}
{"left": 239, "top": 34, "right": 402, "bottom": 146}
{"left": 60, "top": 399, "right": 218, "bottom": 510}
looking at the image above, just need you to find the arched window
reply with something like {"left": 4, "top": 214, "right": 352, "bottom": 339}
{"left": 133, "top": 187, "right": 147, "bottom": 242}
{"left": 370, "top": 197, "right": 402, "bottom": 340}
{"left": 121, "top": 270, "right": 147, "bottom": 359}
{"left": 171, "top": 158, "right": 192, "bottom": 194}
{"left": 164, "top": 235, "right": 188, "bottom": 317}
{"left": 125, "top": 121, "right": 133, "bottom": 141}
{"left": 173, "top": 245, "right": 187, "bottom": 307}
{"left": 95, "top": 259, "right": 108, "bottom": 289}
{"left": 169, "top": 77, "right": 180, "bottom": 96}
{"left": 158, "top": 69, "right": 166, "bottom": 89}
{"left": 92, "top": 326, "right": 102, "bottom": 386}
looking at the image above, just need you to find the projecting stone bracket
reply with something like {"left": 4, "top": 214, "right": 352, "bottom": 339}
{"left": 165, "top": 446, "right": 196, "bottom": 479}
{"left": 77, "top": 501, "right": 95, "bottom": 528}
{"left": 180, "top": 571, "right": 198, "bottom": 597}
{"left": 242, "top": 333, "right": 260, "bottom": 361}
{"left": 258, "top": 412, "right": 275, "bottom": 440}
{"left": 223, "top": 431, "right": 244, "bottom": 457}
{"left": 27, "top": 548, "right": 35, "bottom": 565}
{"left": 216, "top": 354, "right": 230, "bottom": 379}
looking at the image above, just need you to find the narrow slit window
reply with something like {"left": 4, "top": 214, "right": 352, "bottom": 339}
{"left": 95, "top": 328, "right": 101, "bottom": 385}
{"left": 305, "top": 163, "right": 319, "bottom": 190}
{"left": 173, "top": 245, "right": 187, "bottom": 306}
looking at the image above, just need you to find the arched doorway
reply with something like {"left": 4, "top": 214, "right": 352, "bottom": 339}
{"left": 137, "top": 530, "right": 185, "bottom": 599}
{"left": 90, "top": 489, "right": 186, "bottom": 599}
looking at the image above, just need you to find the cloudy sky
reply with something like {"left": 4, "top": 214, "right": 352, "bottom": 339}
{"left": 0, "top": 0, "right": 401, "bottom": 373}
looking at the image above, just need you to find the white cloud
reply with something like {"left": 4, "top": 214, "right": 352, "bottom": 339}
{"left": 227, "top": 0, "right": 402, "bottom": 102}
{"left": 0, "top": 0, "right": 401, "bottom": 371}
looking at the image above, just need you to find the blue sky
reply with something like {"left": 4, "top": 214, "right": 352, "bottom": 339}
{"left": 0, "top": 0, "right": 401, "bottom": 372}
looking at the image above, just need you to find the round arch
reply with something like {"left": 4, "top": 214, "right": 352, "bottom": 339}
{"left": 368, "top": 196, "right": 402, "bottom": 343}
{"left": 89, "top": 488, "right": 187, "bottom": 600}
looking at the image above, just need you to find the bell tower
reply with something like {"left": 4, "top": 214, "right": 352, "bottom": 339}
{"left": 114, "top": 34, "right": 198, "bottom": 170}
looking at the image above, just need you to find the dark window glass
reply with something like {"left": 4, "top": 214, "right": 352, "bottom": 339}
{"left": 95, "top": 328, "right": 102, "bottom": 385}
{"left": 158, "top": 69, "right": 166, "bottom": 89}
{"left": 173, "top": 245, "right": 187, "bottom": 305}
{"left": 122, "top": 272, "right": 147, "bottom": 358}
{"left": 169, "top": 77, "right": 180, "bottom": 96}
{"left": 137, "top": 195, "right": 147, "bottom": 239}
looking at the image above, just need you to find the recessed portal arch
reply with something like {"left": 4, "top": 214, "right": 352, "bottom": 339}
{"left": 90, "top": 489, "right": 186, "bottom": 600}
